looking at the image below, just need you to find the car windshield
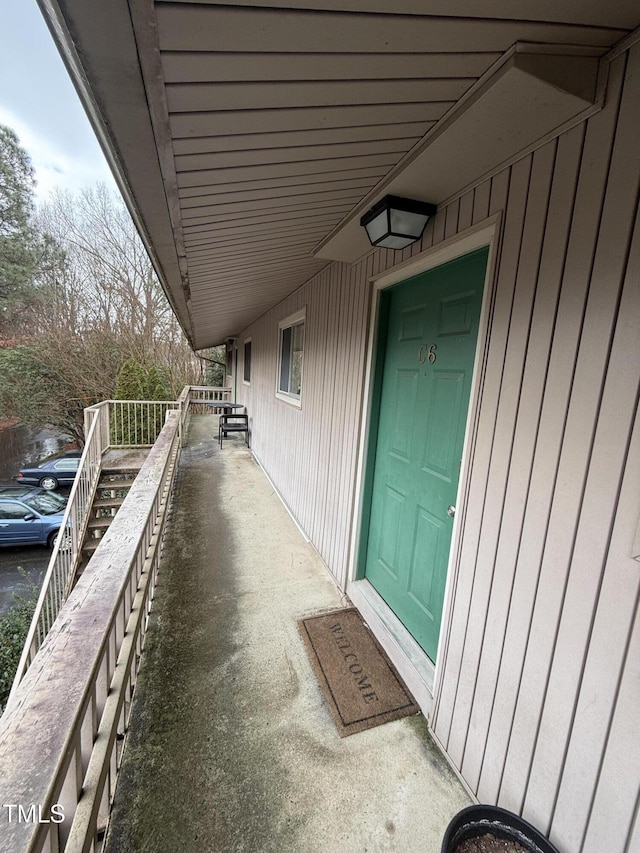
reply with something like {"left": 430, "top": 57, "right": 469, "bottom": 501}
{"left": 22, "top": 493, "right": 66, "bottom": 516}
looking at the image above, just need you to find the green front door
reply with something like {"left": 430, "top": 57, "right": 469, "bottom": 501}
{"left": 363, "top": 248, "right": 488, "bottom": 662}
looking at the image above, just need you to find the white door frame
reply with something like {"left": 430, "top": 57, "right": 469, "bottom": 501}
{"left": 347, "top": 214, "right": 503, "bottom": 717}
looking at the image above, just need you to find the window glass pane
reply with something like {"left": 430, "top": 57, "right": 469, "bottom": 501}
{"left": 24, "top": 493, "right": 64, "bottom": 515}
{"left": 291, "top": 323, "right": 304, "bottom": 396}
{"left": 278, "top": 315, "right": 304, "bottom": 399}
{"left": 279, "top": 326, "right": 292, "bottom": 392}
{"left": 244, "top": 341, "right": 252, "bottom": 383}
{"left": 0, "top": 502, "right": 30, "bottom": 519}
{"left": 55, "top": 459, "right": 78, "bottom": 471}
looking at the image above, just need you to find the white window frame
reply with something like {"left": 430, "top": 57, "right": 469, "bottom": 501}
{"left": 243, "top": 338, "right": 252, "bottom": 386}
{"left": 276, "top": 308, "right": 305, "bottom": 407}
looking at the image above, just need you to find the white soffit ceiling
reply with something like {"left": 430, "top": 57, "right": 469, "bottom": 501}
{"left": 39, "top": 1, "right": 639, "bottom": 348}
{"left": 316, "top": 44, "right": 604, "bottom": 261}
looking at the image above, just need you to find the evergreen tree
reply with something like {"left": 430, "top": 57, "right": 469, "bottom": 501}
{"left": 114, "top": 358, "right": 147, "bottom": 400}
{"left": 145, "top": 364, "right": 171, "bottom": 400}
{"left": 113, "top": 359, "right": 174, "bottom": 445}
{"left": 0, "top": 125, "right": 39, "bottom": 304}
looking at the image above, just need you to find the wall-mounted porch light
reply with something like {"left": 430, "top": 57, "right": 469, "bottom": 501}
{"left": 360, "top": 195, "right": 437, "bottom": 250}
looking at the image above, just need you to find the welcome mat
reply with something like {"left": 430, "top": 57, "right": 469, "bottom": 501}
{"left": 298, "top": 608, "right": 419, "bottom": 737}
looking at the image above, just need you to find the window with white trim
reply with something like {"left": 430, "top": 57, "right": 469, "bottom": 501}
{"left": 277, "top": 309, "right": 305, "bottom": 404}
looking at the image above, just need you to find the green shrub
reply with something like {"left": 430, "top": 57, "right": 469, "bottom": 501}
{"left": 111, "top": 358, "right": 173, "bottom": 445}
{"left": 0, "top": 582, "right": 38, "bottom": 715}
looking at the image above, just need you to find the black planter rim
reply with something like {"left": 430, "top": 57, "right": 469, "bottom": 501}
{"left": 442, "top": 805, "right": 560, "bottom": 853}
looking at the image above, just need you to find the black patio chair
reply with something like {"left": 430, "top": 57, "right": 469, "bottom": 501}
{"left": 218, "top": 412, "right": 249, "bottom": 449}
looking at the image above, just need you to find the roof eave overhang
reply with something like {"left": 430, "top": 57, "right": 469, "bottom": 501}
{"left": 35, "top": 3, "right": 621, "bottom": 347}
{"left": 37, "top": 0, "right": 197, "bottom": 348}
{"left": 315, "top": 43, "right": 607, "bottom": 262}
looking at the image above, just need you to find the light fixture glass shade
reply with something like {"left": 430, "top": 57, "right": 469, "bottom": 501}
{"left": 362, "top": 209, "right": 389, "bottom": 245}
{"left": 360, "top": 195, "right": 436, "bottom": 250}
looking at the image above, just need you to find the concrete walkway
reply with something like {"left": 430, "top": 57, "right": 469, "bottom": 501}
{"left": 104, "top": 416, "right": 470, "bottom": 853}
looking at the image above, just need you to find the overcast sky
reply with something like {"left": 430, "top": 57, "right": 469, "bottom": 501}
{"left": 0, "top": 0, "right": 117, "bottom": 203}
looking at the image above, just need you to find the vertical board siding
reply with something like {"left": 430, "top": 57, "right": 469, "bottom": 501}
{"left": 238, "top": 257, "right": 371, "bottom": 583}
{"left": 551, "top": 216, "right": 640, "bottom": 853}
{"left": 430, "top": 47, "right": 640, "bottom": 853}
{"left": 521, "top": 48, "right": 640, "bottom": 839}
{"left": 236, "top": 44, "right": 639, "bottom": 853}
{"left": 432, "top": 153, "right": 533, "bottom": 746}
{"left": 449, "top": 141, "right": 558, "bottom": 775}
{"left": 473, "top": 55, "right": 625, "bottom": 810}
{"left": 468, "top": 125, "right": 586, "bottom": 801}
{"left": 461, "top": 130, "right": 583, "bottom": 796}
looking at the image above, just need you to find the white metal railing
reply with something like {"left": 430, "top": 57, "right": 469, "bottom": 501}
{"left": 9, "top": 403, "right": 108, "bottom": 696}
{"left": 109, "top": 399, "right": 180, "bottom": 447}
{"left": 186, "top": 384, "right": 231, "bottom": 413}
{"left": 177, "top": 386, "right": 231, "bottom": 445}
{"left": 10, "top": 399, "right": 181, "bottom": 697}
{"left": 0, "top": 411, "right": 182, "bottom": 853}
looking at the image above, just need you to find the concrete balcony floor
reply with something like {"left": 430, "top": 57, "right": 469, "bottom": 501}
{"left": 104, "top": 415, "right": 470, "bottom": 853}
